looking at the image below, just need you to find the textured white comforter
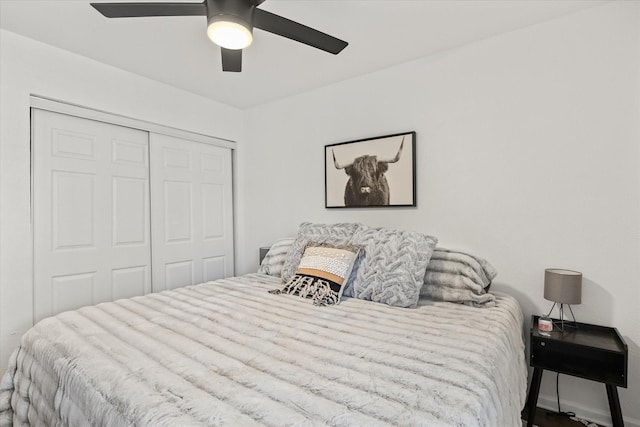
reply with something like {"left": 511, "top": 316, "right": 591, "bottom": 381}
{"left": 0, "top": 274, "right": 527, "bottom": 426}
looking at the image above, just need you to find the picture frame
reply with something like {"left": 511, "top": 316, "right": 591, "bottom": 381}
{"left": 325, "top": 131, "right": 416, "bottom": 208}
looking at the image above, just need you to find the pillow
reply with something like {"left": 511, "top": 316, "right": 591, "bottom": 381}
{"left": 257, "top": 237, "right": 295, "bottom": 277}
{"left": 281, "top": 222, "right": 362, "bottom": 283}
{"left": 420, "top": 248, "right": 497, "bottom": 307}
{"left": 273, "top": 243, "right": 360, "bottom": 306}
{"left": 347, "top": 226, "right": 438, "bottom": 308}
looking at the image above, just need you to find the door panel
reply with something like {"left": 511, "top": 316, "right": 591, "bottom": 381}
{"left": 52, "top": 128, "right": 96, "bottom": 160}
{"left": 163, "top": 180, "right": 193, "bottom": 243}
{"left": 112, "top": 266, "right": 148, "bottom": 300}
{"left": 203, "top": 256, "right": 226, "bottom": 282}
{"left": 164, "top": 260, "right": 194, "bottom": 290}
{"left": 202, "top": 183, "right": 225, "bottom": 239}
{"left": 51, "top": 272, "right": 96, "bottom": 314}
{"left": 52, "top": 171, "right": 96, "bottom": 250}
{"left": 151, "top": 134, "right": 234, "bottom": 292}
{"left": 33, "top": 109, "right": 151, "bottom": 321}
{"left": 112, "top": 177, "right": 148, "bottom": 246}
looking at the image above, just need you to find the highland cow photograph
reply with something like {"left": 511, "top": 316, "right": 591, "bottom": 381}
{"left": 325, "top": 131, "right": 416, "bottom": 208}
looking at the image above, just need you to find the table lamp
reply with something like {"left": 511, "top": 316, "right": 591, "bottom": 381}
{"left": 544, "top": 268, "right": 582, "bottom": 332}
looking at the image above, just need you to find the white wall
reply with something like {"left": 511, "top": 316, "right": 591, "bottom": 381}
{"left": 0, "top": 30, "right": 243, "bottom": 368}
{"left": 2, "top": 2, "right": 639, "bottom": 424}
{"left": 239, "top": 2, "right": 640, "bottom": 426}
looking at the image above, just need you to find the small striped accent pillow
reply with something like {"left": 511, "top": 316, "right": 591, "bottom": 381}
{"left": 257, "top": 237, "right": 295, "bottom": 277}
{"left": 420, "top": 248, "right": 497, "bottom": 307}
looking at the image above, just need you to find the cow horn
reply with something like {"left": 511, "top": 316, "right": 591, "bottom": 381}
{"left": 380, "top": 136, "right": 405, "bottom": 164}
{"left": 333, "top": 149, "right": 353, "bottom": 170}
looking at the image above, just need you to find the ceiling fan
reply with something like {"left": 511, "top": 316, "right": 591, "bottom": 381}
{"left": 90, "top": 0, "right": 348, "bottom": 72}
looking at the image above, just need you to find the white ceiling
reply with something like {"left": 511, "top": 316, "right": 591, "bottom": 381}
{"left": 0, "top": 0, "right": 606, "bottom": 109}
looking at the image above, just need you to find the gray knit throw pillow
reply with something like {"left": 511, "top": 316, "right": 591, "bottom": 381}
{"left": 348, "top": 226, "right": 437, "bottom": 308}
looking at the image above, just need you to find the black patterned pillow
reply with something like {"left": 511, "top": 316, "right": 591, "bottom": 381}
{"left": 273, "top": 243, "right": 359, "bottom": 306}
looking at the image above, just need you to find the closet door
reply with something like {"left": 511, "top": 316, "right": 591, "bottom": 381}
{"left": 150, "top": 134, "right": 234, "bottom": 291}
{"left": 33, "top": 109, "right": 151, "bottom": 322}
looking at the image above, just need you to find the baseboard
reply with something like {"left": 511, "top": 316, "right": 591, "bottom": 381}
{"left": 537, "top": 395, "right": 640, "bottom": 427}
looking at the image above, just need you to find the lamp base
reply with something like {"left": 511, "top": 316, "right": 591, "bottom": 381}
{"left": 546, "top": 303, "right": 578, "bottom": 333}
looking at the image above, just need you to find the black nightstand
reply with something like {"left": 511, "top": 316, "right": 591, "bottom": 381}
{"left": 259, "top": 247, "right": 270, "bottom": 264}
{"left": 525, "top": 315, "right": 628, "bottom": 427}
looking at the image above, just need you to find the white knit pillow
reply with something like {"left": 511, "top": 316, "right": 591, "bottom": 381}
{"left": 281, "top": 222, "right": 362, "bottom": 283}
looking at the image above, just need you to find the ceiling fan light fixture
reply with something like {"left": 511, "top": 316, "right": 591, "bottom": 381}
{"left": 91, "top": 0, "right": 349, "bottom": 72}
{"left": 207, "top": 16, "right": 253, "bottom": 50}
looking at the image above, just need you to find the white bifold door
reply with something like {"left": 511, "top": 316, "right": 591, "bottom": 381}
{"left": 150, "top": 133, "right": 234, "bottom": 291}
{"left": 33, "top": 109, "right": 233, "bottom": 322}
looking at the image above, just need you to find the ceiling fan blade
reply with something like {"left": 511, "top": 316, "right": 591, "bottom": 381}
{"left": 91, "top": 2, "right": 206, "bottom": 18}
{"left": 221, "top": 48, "right": 242, "bottom": 72}
{"left": 254, "top": 8, "right": 347, "bottom": 55}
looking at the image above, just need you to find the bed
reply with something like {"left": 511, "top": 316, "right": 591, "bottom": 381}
{"left": 1, "top": 223, "right": 528, "bottom": 426}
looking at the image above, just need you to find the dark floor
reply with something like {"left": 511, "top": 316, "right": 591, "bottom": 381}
{"left": 523, "top": 407, "right": 593, "bottom": 427}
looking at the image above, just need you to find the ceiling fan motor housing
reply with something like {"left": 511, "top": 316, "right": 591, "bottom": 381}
{"left": 206, "top": 0, "right": 256, "bottom": 33}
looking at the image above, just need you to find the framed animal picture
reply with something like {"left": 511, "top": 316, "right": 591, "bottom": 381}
{"left": 325, "top": 131, "right": 416, "bottom": 208}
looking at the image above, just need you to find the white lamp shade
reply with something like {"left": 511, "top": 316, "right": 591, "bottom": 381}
{"left": 207, "top": 18, "right": 253, "bottom": 50}
{"left": 544, "top": 268, "right": 582, "bottom": 304}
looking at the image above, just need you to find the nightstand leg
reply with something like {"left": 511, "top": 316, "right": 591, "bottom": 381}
{"left": 525, "top": 367, "right": 543, "bottom": 427}
{"left": 605, "top": 384, "right": 624, "bottom": 427}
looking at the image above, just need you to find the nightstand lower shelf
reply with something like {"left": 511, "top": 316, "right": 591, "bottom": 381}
{"left": 525, "top": 367, "right": 624, "bottom": 427}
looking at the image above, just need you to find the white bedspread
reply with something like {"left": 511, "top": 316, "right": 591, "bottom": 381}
{"left": 1, "top": 274, "right": 527, "bottom": 426}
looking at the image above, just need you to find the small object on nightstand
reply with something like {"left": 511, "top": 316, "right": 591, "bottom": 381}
{"left": 538, "top": 315, "right": 553, "bottom": 335}
{"left": 525, "top": 315, "right": 628, "bottom": 427}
